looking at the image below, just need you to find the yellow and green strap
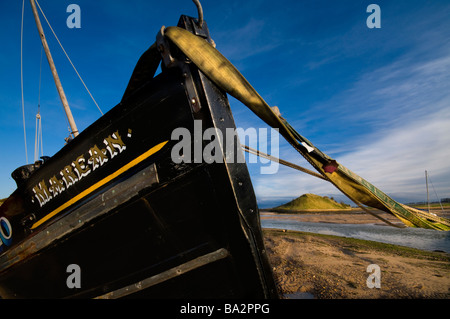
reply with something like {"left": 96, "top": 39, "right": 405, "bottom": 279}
{"left": 164, "top": 26, "right": 450, "bottom": 230}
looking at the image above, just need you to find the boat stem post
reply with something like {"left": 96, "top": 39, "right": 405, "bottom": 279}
{"left": 29, "top": 0, "right": 79, "bottom": 138}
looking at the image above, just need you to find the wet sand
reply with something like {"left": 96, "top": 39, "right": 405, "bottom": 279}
{"left": 262, "top": 208, "right": 450, "bottom": 225}
{"left": 263, "top": 229, "right": 450, "bottom": 299}
{"left": 261, "top": 210, "right": 403, "bottom": 226}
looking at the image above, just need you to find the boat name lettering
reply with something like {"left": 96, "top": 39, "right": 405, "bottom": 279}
{"left": 32, "top": 130, "right": 129, "bottom": 207}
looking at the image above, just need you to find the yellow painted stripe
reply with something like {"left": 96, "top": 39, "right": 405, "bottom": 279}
{"left": 31, "top": 140, "right": 169, "bottom": 230}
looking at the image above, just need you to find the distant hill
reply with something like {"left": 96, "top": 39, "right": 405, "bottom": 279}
{"left": 275, "top": 193, "right": 351, "bottom": 211}
{"left": 0, "top": 198, "right": 4, "bottom": 207}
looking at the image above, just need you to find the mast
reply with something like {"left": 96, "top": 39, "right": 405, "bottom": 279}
{"left": 425, "top": 170, "right": 430, "bottom": 213}
{"left": 29, "top": 0, "right": 79, "bottom": 138}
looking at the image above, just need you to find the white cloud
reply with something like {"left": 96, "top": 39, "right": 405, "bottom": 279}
{"left": 248, "top": 46, "right": 450, "bottom": 205}
{"left": 213, "top": 18, "right": 283, "bottom": 66}
{"left": 338, "top": 107, "right": 450, "bottom": 202}
{"left": 250, "top": 107, "right": 450, "bottom": 205}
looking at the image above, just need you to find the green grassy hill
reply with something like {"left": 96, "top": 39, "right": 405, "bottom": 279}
{"left": 275, "top": 193, "right": 351, "bottom": 211}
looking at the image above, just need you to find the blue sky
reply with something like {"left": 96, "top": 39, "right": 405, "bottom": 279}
{"left": 1, "top": 0, "right": 449, "bottom": 207}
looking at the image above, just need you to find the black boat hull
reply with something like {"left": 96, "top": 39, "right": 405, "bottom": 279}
{"left": 0, "top": 16, "right": 277, "bottom": 299}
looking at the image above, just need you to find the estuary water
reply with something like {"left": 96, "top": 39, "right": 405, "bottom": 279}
{"left": 261, "top": 217, "right": 450, "bottom": 253}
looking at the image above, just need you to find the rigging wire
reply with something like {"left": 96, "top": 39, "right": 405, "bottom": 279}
{"left": 34, "top": 0, "right": 104, "bottom": 116}
{"left": 242, "top": 145, "right": 405, "bottom": 228}
{"left": 427, "top": 172, "right": 444, "bottom": 212}
{"left": 38, "top": 46, "right": 43, "bottom": 110}
{"left": 34, "top": 111, "right": 42, "bottom": 162}
{"left": 34, "top": 47, "right": 44, "bottom": 162}
{"left": 21, "top": 0, "right": 28, "bottom": 164}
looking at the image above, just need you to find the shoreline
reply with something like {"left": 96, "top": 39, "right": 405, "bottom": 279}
{"left": 263, "top": 229, "right": 450, "bottom": 299}
{"left": 261, "top": 210, "right": 404, "bottom": 226}
{"left": 261, "top": 209, "right": 450, "bottom": 226}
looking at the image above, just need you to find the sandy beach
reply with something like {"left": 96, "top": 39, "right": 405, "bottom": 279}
{"left": 263, "top": 228, "right": 450, "bottom": 299}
